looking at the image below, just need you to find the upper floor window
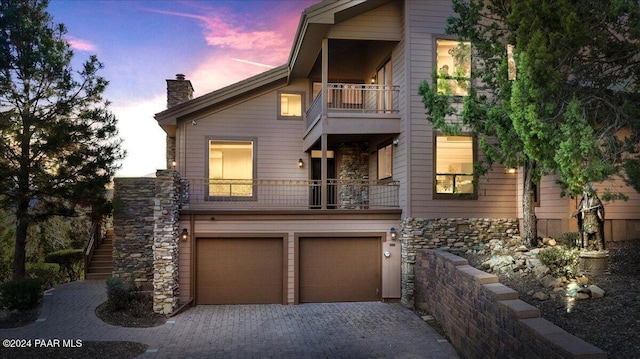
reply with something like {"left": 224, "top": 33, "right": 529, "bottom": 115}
{"left": 378, "top": 143, "right": 393, "bottom": 180}
{"left": 436, "top": 39, "right": 471, "bottom": 96}
{"left": 208, "top": 139, "right": 254, "bottom": 198}
{"left": 435, "top": 135, "right": 475, "bottom": 196}
{"left": 278, "top": 92, "right": 303, "bottom": 119}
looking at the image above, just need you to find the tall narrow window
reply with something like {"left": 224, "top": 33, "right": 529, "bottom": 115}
{"left": 435, "top": 135, "right": 474, "bottom": 195}
{"left": 436, "top": 39, "right": 471, "bottom": 96}
{"left": 208, "top": 140, "right": 254, "bottom": 197}
{"left": 378, "top": 144, "right": 393, "bottom": 179}
{"left": 278, "top": 92, "right": 303, "bottom": 119}
{"left": 376, "top": 60, "right": 392, "bottom": 113}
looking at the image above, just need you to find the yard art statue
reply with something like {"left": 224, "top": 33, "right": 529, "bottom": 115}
{"left": 572, "top": 184, "right": 605, "bottom": 251}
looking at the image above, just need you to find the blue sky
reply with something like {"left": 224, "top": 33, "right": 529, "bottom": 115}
{"left": 48, "top": 0, "right": 318, "bottom": 176}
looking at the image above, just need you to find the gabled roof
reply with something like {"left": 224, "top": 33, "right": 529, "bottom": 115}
{"left": 155, "top": 65, "right": 288, "bottom": 135}
{"left": 155, "top": 0, "right": 394, "bottom": 135}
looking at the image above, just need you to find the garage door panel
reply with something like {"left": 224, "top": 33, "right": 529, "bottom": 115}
{"left": 300, "top": 237, "right": 380, "bottom": 303}
{"left": 197, "top": 238, "right": 283, "bottom": 305}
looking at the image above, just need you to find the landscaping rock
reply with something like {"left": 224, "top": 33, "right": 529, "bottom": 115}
{"left": 532, "top": 291, "right": 549, "bottom": 301}
{"left": 588, "top": 285, "right": 605, "bottom": 298}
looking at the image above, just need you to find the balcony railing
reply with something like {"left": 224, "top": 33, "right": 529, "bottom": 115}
{"left": 180, "top": 178, "right": 399, "bottom": 210}
{"left": 306, "top": 83, "right": 400, "bottom": 129}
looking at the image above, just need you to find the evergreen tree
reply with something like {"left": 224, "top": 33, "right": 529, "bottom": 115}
{"left": 420, "top": 0, "right": 640, "bottom": 246}
{"left": 0, "top": 0, "right": 124, "bottom": 279}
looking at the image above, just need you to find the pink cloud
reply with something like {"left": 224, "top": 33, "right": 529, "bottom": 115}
{"left": 65, "top": 35, "right": 97, "bottom": 52}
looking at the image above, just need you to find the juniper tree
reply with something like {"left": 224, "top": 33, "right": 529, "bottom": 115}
{"left": 420, "top": 0, "right": 640, "bottom": 246}
{"left": 0, "top": 0, "right": 124, "bottom": 279}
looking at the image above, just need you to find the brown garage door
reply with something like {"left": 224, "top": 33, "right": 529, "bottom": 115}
{"left": 196, "top": 238, "right": 283, "bottom": 304}
{"left": 299, "top": 237, "right": 380, "bottom": 303}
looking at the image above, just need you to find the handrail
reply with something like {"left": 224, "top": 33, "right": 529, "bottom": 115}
{"left": 83, "top": 220, "right": 102, "bottom": 278}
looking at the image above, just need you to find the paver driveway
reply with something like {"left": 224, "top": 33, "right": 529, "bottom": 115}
{"left": 0, "top": 280, "right": 459, "bottom": 358}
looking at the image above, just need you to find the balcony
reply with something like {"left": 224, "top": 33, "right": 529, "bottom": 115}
{"left": 305, "top": 83, "right": 401, "bottom": 137}
{"left": 180, "top": 178, "right": 399, "bottom": 210}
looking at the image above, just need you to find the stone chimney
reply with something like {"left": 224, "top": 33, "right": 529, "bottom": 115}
{"left": 165, "top": 74, "right": 194, "bottom": 169}
{"left": 166, "top": 73, "right": 194, "bottom": 108}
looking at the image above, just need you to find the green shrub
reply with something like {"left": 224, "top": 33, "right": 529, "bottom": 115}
{"left": 556, "top": 232, "right": 581, "bottom": 248}
{"left": 105, "top": 277, "right": 131, "bottom": 311}
{"left": 26, "top": 263, "right": 62, "bottom": 289}
{"left": 0, "top": 277, "right": 43, "bottom": 310}
{"left": 45, "top": 249, "right": 84, "bottom": 282}
{"left": 538, "top": 247, "right": 581, "bottom": 278}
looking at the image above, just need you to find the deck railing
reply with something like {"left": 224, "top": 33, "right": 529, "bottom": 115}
{"left": 306, "top": 83, "right": 400, "bottom": 129}
{"left": 180, "top": 178, "right": 399, "bottom": 210}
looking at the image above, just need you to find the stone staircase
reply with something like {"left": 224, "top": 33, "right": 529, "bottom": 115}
{"left": 85, "top": 229, "right": 113, "bottom": 280}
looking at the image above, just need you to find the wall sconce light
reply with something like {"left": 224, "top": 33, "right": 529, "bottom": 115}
{"left": 390, "top": 227, "right": 397, "bottom": 240}
{"left": 171, "top": 160, "right": 176, "bottom": 169}
{"left": 370, "top": 75, "right": 376, "bottom": 84}
{"left": 298, "top": 158, "right": 304, "bottom": 168}
{"left": 505, "top": 167, "right": 517, "bottom": 174}
{"left": 180, "top": 228, "right": 189, "bottom": 241}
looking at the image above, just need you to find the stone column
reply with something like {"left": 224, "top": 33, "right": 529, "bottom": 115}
{"left": 337, "top": 142, "right": 369, "bottom": 209}
{"left": 153, "top": 169, "right": 181, "bottom": 314}
{"left": 112, "top": 178, "right": 156, "bottom": 287}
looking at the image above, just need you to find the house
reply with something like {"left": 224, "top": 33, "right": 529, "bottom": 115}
{"left": 106, "top": 0, "right": 640, "bottom": 315}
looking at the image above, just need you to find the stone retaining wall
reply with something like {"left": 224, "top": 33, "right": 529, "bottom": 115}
{"left": 152, "top": 170, "right": 181, "bottom": 314}
{"left": 113, "top": 171, "right": 183, "bottom": 315}
{"left": 414, "top": 250, "right": 607, "bottom": 359}
{"left": 400, "top": 217, "right": 519, "bottom": 306}
{"left": 112, "top": 178, "right": 156, "bottom": 287}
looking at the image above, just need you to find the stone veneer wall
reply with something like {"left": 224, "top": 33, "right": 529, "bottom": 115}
{"left": 152, "top": 170, "right": 181, "bottom": 314}
{"left": 112, "top": 178, "right": 156, "bottom": 287}
{"left": 414, "top": 250, "right": 607, "bottom": 359}
{"left": 400, "top": 217, "right": 519, "bottom": 306}
{"left": 337, "top": 142, "right": 369, "bottom": 209}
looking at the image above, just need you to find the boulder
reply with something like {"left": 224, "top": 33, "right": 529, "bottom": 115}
{"left": 532, "top": 291, "right": 549, "bottom": 301}
{"left": 588, "top": 285, "right": 606, "bottom": 298}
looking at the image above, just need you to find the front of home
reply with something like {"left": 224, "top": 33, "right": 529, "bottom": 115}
{"left": 108, "top": 0, "right": 640, "bottom": 315}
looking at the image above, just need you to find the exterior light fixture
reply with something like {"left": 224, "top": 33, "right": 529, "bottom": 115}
{"left": 390, "top": 227, "right": 397, "bottom": 240}
{"left": 505, "top": 167, "right": 517, "bottom": 174}
{"left": 171, "top": 160, "right": 176, "bottom": 169}
{"left": 298, "top": 158, "right": 304, "bottom": 168}
{"left": 371, "top": 75, "right": 376, "bottom": 84}
{"left": 180, "top": 228, "right": 189, "bottom": 241}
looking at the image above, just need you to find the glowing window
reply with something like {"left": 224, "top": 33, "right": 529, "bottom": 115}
{"left": 279, "top": 93, "right": 303, "bottom": 118}
{"left": 435, "top": 135, "right": 474, "bottom": 195}
{"left": 208, "top": 140, "right": 254, "bottom": 197}
{"left": 436, "top": 39, "right": 471, "bottom": 96}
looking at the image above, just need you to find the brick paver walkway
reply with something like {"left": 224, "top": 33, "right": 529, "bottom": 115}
{"left": 0, "top": 280, "right": 459, "bottom": 358}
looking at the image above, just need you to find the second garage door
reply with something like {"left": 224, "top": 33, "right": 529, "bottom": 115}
{"left": 196, "top": 237, "right": 284, "bottom": 305}
{"left": 299, "top": 237, "right": 380, "bottom": 303}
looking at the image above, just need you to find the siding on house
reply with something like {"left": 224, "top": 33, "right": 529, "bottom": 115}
{"left": 403, "top": 0, "right": 518, "bottom": 219}
{"left": 175, "top": 79, "right": 308, "bottom": 182}
{"left": 328, "top": 1, "right": 402, "bottom": 41}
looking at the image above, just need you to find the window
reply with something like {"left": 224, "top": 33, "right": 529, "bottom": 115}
{"left": 436, "top": 39, "right": 471, "bottom": 96}
{"left": 435, "top": 135, "right": 474, "bottom": 195}
{"left": 378, "top": 144, "right": 393, "bottom": 179}
{"left": 376, "top": 60, "right": 392, "bottom": 113}
{"left": 208, "top": 140, "right": 254, "bottom": 197}
{"left": 278, "top": 92, "right": 303, "bottom": 119}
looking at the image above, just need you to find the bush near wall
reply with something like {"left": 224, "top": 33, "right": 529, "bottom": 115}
{"left": 45, "top": 249, "right": 83, "bottom": 282}
{"left": 0, "top": 278, "right": 43, "bottom": 310}
{"left": 26, "top": 262, "right": 63, "bottom": 289}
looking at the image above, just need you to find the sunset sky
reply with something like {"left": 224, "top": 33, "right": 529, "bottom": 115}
{"left": 48, "top": 0, "right": 318, "bottom": 176}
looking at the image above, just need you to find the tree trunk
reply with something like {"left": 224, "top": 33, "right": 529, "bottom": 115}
{"left": 522, "top": 161, "right": 538, "bottom": 247}
{"left": 12, "top": 200, "right": 29, "bottom": 279}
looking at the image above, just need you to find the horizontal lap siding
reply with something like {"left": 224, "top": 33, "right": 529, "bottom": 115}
{"left": 328, "top": 2, "right": 402, "bottom": 41}
{"left": 178, "top": 82, "right": 307, "bottom": 181}
{"left": 406, "top": 0, "right": 517, "bottom": 219}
